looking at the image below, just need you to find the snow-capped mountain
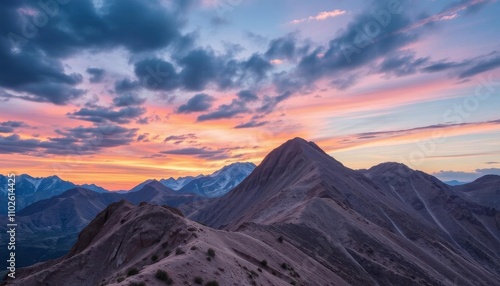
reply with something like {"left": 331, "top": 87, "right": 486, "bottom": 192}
{"left": 0, "top": 174, "right": 109, "bottom": 212}
{"left": 177, "top": 162, "right": 256, "bottom": 197}
{"left": 160, "top": 175, "right": 203, "bottom": 190}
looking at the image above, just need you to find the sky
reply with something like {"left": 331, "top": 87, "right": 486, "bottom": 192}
{"left": 1, "top": 0, "right": 500, "bottom": 190}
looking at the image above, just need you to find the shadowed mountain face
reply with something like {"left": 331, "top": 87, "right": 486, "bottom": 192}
{"left": 6, "top": 138, "right": 500, "bottom": 285}
{"left": 189, "top": 138, "right": 500, "bottom": 285}
{"left": 9, "top": 202, "right": 352, "bottom": 286}
{"left": 0, "top": 181, "right": 201, "bottom": 269}
{"left": 453, "top": 175, "right": 500, "bottom": 209}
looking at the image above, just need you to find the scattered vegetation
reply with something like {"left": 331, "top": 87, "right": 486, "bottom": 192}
{"left": 117, "top": 277, "right": 125, "bottom": 282}
{"left": 129, "top": 282, "right": 145, "bottom": 286}
{"left": 205, "top": 281, "right": 219, "bottom": 286}
{"left": 194, "top": 276, "right": 203, "bottom": 284}
{"left": 260, "top": 259, "right": 268, "bottom": 267}
{"left": 151, "top": 254, "right": 159, "bottom": 262}
{"left": 127, "top": 268, "right": 139, "bottom": 276}
{"left": 278, "top": 235, "right": 284, "bottom": 243}
{"left": 175, "top": 247, "right": 186, "bottom": 255}
{"left": 207, "top": 248, "right": 216, "bottom": 258}
{"left": 164, "top": 250, "right": 171, "bottom": 257}
{"left": 155, "top": 269, "right": 173, "bottom": 284}
{"left": 249, "top": 270, "right": 259, "bottom": 278}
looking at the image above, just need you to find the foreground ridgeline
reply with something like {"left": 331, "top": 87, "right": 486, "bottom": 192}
{"left": 4, "top": 138, "right": 500, "bottom": 285}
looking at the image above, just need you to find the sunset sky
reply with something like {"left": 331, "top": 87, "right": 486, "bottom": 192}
{"left": 1, "top": 0, "right": 500, "bottom": 190}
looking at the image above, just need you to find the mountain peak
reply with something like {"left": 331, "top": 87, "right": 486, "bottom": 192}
{"left": 366, "top": 162, "right": 414, "bottom": 177}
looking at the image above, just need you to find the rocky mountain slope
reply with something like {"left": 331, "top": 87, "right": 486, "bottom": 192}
{"left": 452, "top": 175, "right": 500, "bottom": 209}
{"left": 0, "top": 181, "right": 200, "bottom": 269}
{"left": 189, "top": 138, "right": 500, "bottom": 285}
{"left": 9, "top": 201, "right": 347, "bottom": 286}
{"left": 6, "top": 138, "right": 500, "bottom": 285}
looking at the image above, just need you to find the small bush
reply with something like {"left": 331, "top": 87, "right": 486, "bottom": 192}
{"left": 260, "top": 260, "right": 268, "bottom": 267}
{"left": 155, "top": 269, "right": 173, "bottom": 284}
{"left": 175, "top": 247, "right": 185, "bottom": 255}
{"left": 207, "top": 248, "right": 215, "bottom": 258}
{"left": 127, "top": 268, "right": 139, "bottom": 276}
{"left": 205, "top": 281, "right": 219, "bottom": 286}
{"left": 191, "top": 246, "right": 198, "bottom": 250}
{"left": 194, "top": 276, "right": 203, "bottom": 284}
{"left": 129, "top": 282, "right": 145, "bottom": 286}
{"left": 117, "top": 277, "right": 125, "bottom": 282}
{"left": 151, "top": 254, "right": 158, "bottom": 262}
{"left": 278, "top": 236, "right": 284, "bottom": 243}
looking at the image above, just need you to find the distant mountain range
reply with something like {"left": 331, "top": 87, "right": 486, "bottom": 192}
{"left": 0, "top": 174, "right": 108, "bottom": 213}
{"left": 127, "top": 162, "right": 256, "bottom": 197}
{"left": 444, "top": 180, "right": 468, "bottom": 186}
{"left": 173, "top": 162, "right": 256, "bottom": 197}
{"left": 9, "top": 138, "right": 500, "bottom": 286}
{"left": 0, "top": 162, "right": 256, "bottom": 215}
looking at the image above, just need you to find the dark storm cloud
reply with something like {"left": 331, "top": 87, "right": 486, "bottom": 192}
{"left": 234, "top": 120, "right": 268, "bottom": 129}
{"left": 0, "top": 0, "right": 193, "bottom": 104}
{"left": 197, "top": 98, "right": 249, "bottom": 121}
{"left": 112, "top": 94, "right": 146, "bottom": 107}
{"left": 265, "top": 36, "right": 296, "bottom": 60}
{"left": 458, "top": 52, "right": 500, "bottom": 79}
{"left": 160, "top": 146, "right": 240, "bottom": 160}
{"left": 163, "top": 133, "right": 197, "bottom": 144}
{"left": 0, "top": 37, "right": 85, "bottom": 104}
{"left": 257, "top": 91, "right": 293, "bottom": 114}
{"left": 178, "top": 49, "right": 219, "bottom": 91}
{"left": 378, "top": 52, "right": 429, "bottom": 76}
{"left": 296, "top": 1, "right": 417, "bottom": 83}
{"left": 67, "top": 106, "right": 146, "bottom": 124}
{"left": 86, "top": 68, "right": 105, "bottom": 83}
{"left": 0, "top": 124, "right": 137, "bottom": 155}
{"left": 177, "top": 93, "right": 215, "bottom": 113}
{"left": 134, "top": 58, "right": 179, "bottom": 91}
{"left": 421, "top": 51, "right": 500, "bottom": 79}
{"left": 137, "top": 133, "right": 150, "bottom": 142}
{"left": 353, "top": 119, "right": 500, "bottom": 141}
{"left": 0, "top": 121, "right": 28, "bottom": 133}
{"left": 115, "top": 78, "right": 141, "bottom": 93}
{"left": 237, "top": 90, "right": 259, "bottom": 102}
{"left": 242, "top": 54, "right": 272, "bottom": 82}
